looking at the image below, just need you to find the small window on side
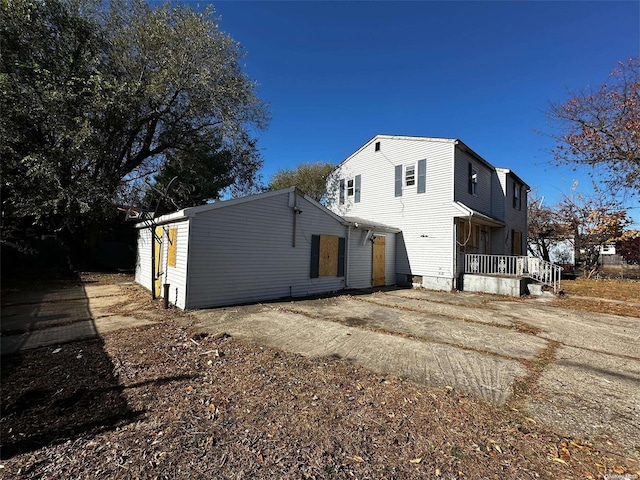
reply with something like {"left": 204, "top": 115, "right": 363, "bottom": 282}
{"left": 347, "top": 179, "right": 354, "bottom": 196}
{"left": 375, "top": 141, "right": 380, "bottom": 152}
{"left": 405, "top": 165, "right": 415, "bottom": 186}
{"left": 470, "top": 167, "right": 478, "bottom": 195}
{"left": 513, "top": 182, "right": 521, "bottom": 210}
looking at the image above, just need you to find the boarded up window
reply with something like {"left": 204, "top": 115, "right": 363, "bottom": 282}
{"left": 473, "top": 225, "right": 480, "bottom": 249}
{"left": 167, "top": 227, "right": 177, "bottom": 267}
{"left": 512, "top": 230, "right": 522, "bottom": 255}
{"left": 459, "top": 221, "right": 481, "bottom": 252}
{"left": 319, "top": 235, "right": 339, "bottom": 276}
{"left": 311, "top": 234, "right": 345, "bottom": 278}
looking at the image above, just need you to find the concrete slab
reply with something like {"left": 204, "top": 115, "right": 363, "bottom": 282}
{"left": 191, "top": 288, "right": 640, "bottom": 454}
{"left": 491, "top": 301, "right": 640, "bottom": 359}
{"left": 0, "top": 315, "right": 154, "bottom": 355}
{"left": 362, "top": 293, "right": 516, "bottom": 326}
{"left": 526, "top": 345, "right": 640, "bottom": 450}
{"left": 288, "top": 297, "right": 546, "bottom": 360}
{"left": 0, "top": 282, "right": 155, "bottom": 355}
{"left": 195, "top": 307, "right": 527, "bottom": 406}
{"left": 1, "top": 283, "right": 122, "bottom": 306}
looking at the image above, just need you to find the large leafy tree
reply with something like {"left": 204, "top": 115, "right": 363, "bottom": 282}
{"left": 547, "top": 57, "right": 640, "bottom": 194}
{"left": 1, "top": 0, "right": 267, "bottom": 249}
{"left": 145, "top": 133, "right": 262, "bottom": 216}
{"left": 268, "top": 162, "right": 335, "bottom": 203}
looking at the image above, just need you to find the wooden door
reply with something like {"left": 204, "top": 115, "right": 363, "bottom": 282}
{"left": 154, "top": 226, "right": 163, "bottom": 298}
{"left": 372, "top": 236, "right": 386, "bottom": 287}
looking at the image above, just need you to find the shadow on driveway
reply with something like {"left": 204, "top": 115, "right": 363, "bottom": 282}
{"left": 0, "top": 273, "right": 142, "bottom": 460}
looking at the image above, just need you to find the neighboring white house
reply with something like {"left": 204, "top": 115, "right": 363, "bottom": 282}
{"left": 326, "top": 135, "right": 529, "bottom": 291}
{"left": 135, "top": 187, "right": 398, "bottom": 309}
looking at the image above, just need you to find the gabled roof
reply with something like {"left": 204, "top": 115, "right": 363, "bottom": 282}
{"left": 495, "top": 167, "right": 531, "bottom": 190}
{"left": 136, "top": 187, "right": 346, "bottom": 228}
{"left": 334, "top": 134, "right": 526, "bottom": 183}
{"left": 334, "top": 134, "right": 459, "bottom": 170}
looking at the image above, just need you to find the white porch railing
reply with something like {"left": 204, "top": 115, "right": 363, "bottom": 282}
{"left": 464, "top": 254, "right": 562, "bottom": 293}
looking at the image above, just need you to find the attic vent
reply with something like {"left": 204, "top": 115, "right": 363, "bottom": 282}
{"left": 375, "top": 141, "right": 380, "bottom": 152}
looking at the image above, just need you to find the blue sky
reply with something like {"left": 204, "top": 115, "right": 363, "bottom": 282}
{"left": 211, "top": 1, "right": 639, "bottom": 225}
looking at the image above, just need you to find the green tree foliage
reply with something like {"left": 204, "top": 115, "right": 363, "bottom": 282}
{"left": 547, "top": 57, "right": 640, "bottom": 194}
{"left": 146, "top": 133, "right": 262, "bottom": 216}
{"left": 268, "top": 162, "right": 335, "bottom": 203}
{"left": 1, "top": 0, "right": 267, "bottom": 243}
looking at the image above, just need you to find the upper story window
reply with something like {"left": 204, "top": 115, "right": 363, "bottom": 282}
{"left": 513, "top": 182, "right": 522, "bottom": 210}
{"left": 405, "top": 165, "right": 415, "bottom": 186}
{"left": 375, "top": 141, "right": 381, "bottom": 152}
{"left": 339, "top": 175, "right": 361, "bottom": 204}
{"left": 347, "top": 179, "right": 354, "bottom": 196}
{"left": 468, "top": 163, "right": 478, "bottom": 195}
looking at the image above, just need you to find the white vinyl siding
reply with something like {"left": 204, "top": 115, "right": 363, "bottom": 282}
{"left": 135, "top": 226, "right": 153, "bottom": 291}
{"left": 157, "top": 220, "right": 190, "bottom": 309}
{"left": 490, "top": 170, "right": 528, "bottom": 255}
{"left": 453, "top": 148, "right": 492, "bottom": 216}
{"left": 135, "top": 220, "right": 190, "bottom": 309}
{"left": 328, "top": 137, "right": 458, "bottom": 285}
{"left": 347, "top": 230, "right": 396, "bottom": 288}
{"left": 185, "top": 192, "right": 347, "bottom": 309}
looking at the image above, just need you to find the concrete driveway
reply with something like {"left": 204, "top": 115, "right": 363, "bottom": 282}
{"left": 192, "top": 288, "right": 640, "bottom": 453}
{"left": 1, "top": 282, "right": 155, "bottom": 355}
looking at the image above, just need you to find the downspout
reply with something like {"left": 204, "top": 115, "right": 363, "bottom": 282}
{"left": 292, "top": 192, "right": 298, "bottom": 247}
{"left": 150, "top": 223, "right": 156, "bottom": 300}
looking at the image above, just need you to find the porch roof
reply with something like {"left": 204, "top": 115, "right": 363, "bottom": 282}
{"left": 343, "top": 216, "right": 401, "bottom": 233}
{"left": 452, "top": 202, "right": 505, "bottom": 228}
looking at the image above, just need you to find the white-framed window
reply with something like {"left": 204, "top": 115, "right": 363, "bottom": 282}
{"left": 513, "top": 182, "right": 522, "bottom": 210}
{"left": 347, "top": 179, "right": 354, "bottom": 196}
{"left": 405, "top": 165, "right": 415, "bottom": 186}
{"left": 469, "top": 164, "right": 478, "bottom": 195}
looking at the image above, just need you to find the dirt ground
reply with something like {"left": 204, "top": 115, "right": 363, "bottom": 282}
{"left": 1, "top": 275, "right": 639, "bottom": 479}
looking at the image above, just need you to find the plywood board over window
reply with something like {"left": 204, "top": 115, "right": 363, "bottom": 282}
{"left": 311, "top": 234, "right": 345, "bottom": 278}
{"left": 167, "top": 227, "right": 177, "bottom": 267}
{"left": 319, "top": 235, "right": 339, "bottom": 276}
{"left": 512, "top": 230, "right": 522, "bottom": 255}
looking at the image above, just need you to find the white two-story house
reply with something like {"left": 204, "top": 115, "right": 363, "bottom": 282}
{"left": 326, "top": 135, "right": 529, "bottom": 291}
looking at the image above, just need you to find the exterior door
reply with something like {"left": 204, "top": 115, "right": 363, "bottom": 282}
{"left": 372, "top": 235, "right": 386, "bottom": 287}
{"left": 154, "top": 226, "right": 163, "bottom": 297}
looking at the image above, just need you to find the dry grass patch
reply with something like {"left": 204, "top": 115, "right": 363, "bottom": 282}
{"left": 556, "top": 278, "right": 640, "bottom": 318}
{"left": 561, "top": 278, "right": 640, "bottom": 302}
